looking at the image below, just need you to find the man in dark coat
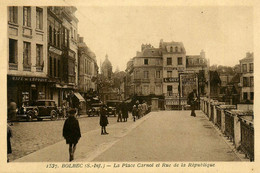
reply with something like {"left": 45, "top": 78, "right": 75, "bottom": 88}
{"left": 116, "top": 103, "right": 122, "bottom": 122}
{"left": 100, "top": 105, "right": 109, "bottom": 135}
{"left": 7, "top": 124, "right": 12, "bottom": 162}
{"left": 63, "top": 108, "right": 81, "bottom": 161}
{"left": 121, "top": 102, "right": 129, "bottom": 122}
{"left": 188, "top": 89, "right": 198, "bottom": 117}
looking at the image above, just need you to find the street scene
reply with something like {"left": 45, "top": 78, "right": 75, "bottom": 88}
{"left": 6, "top": 5, "right": 254, "bottom": 165}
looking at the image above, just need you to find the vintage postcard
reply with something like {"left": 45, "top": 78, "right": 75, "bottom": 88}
{"left": 0, "top": 0, "right": 258, "bottom": 172}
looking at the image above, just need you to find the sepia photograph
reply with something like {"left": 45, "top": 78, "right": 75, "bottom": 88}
{"left": 1, "top": 0, "right": 258, "bottom": 172}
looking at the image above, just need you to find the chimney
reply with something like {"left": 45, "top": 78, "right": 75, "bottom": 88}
{"left": 200, "top": 49, "right": 205, "bottom": 58}
{"left": 79, "top": 37, "right": 84, "bottom": 43}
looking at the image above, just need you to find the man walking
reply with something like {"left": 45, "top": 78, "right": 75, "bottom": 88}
{"left": 62, "top": 108, "right": 81, "bottom": 161}
{"left": 188, "top": 89, "right": 198, "bottom": 117}
{"left": 100, "top": 105, "right": 109, "bottom": 135}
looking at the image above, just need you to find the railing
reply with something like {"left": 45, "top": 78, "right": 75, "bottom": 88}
{"left": 216, "top": 108, "right": 221, "bottom": 129}
{"left": 210, "top": 104, "right": 214, "bottom": 122}
{"left": 240, "top": 119, "right": 254, "bottom": 161}
{"left": 224, "top": 111, "right": 234, "bottom": 141}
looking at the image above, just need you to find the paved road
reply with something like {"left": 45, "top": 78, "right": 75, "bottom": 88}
{"left": 92, "top": 111, "right": 240, "bottom": 162}
{"left": 8, "top": 115, "right": 118, "bottom": 162}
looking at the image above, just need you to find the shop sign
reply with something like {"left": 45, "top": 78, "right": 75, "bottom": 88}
{"left": 164, "top": 77, "right": 179, "bottom": 83}
{"left": 10, "top": 76, "right": 48, "bottom": 82}
{"left": 49, "top": 46, "right": 62, "bottom": 55}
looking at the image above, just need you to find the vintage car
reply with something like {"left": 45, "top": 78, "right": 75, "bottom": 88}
{"left": 106, "top": 100, "right": 122, "bottom": 117}
{"left": 87, "top": 103, "right": 103, "bottom": 117}
{"left": 16, "top": 102, "right": 38, "bottom": 122}
{"left": 34, "top": 100, "right": 58, "bottom": 121}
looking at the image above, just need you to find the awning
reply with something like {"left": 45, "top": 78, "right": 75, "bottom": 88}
{"left": 74, "top": 92, "right": 85, "bottom": 102}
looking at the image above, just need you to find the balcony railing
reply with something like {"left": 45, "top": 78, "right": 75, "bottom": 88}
{"left": 224, "top": 111, "right": 234, "bottom": 141}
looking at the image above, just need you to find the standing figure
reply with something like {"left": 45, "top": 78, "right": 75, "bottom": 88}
{"left": 7, "top": 124, "right": 12, "bottom": 162}
{"left": 142, "top": 101, "right": 148, "bottom": 116}
{"left": 132, "top": 105, "right": 137, "bottom": 122}
{"left": 137, "top": 103, "right": 142, "bottom": 119}
{"left": 62, "top": 108, "right": 81, "bottom": 161}
{"left": 121, "top": 102, "right": 129, "bottom": 122}
{"left": 188, "top": 89, "right": 198, "bottom": 117}
{"left": 116, "top": 103, "right": 122, "bottom": 122}
{"left": 100, "top": 105, "right": 109, "bottom": 135}
{"left": 8, "top": 99, "right": 17, "bottom": 123}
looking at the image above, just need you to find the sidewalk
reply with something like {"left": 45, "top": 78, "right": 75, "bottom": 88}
{"left": 14, "top": 113, "right": 151, "bottom": 162}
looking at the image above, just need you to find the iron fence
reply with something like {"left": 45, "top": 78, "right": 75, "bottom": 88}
{"left": 240, "top": 120, "right": 254, "bottom": 161}
{"left": 224, "top": 111, "right": 234, "bottom": 141}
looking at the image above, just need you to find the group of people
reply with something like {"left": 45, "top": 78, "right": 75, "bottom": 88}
{"left": 132, "top": 100, "right": 149, "bottom": 122}
{"left": 116, "top": 101, "right": 129, "bottom": 122}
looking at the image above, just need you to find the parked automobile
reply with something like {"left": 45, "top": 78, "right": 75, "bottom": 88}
{"left": 16, "top": 102, "right": 38, "bottom": 122}
{"left": 33, "top": 100, "right": 58, "bottom": 121}
{"left": 106, "top": 100, "right": 122, "bottom": 117}
{"left": 87, "top": 103, "right": 104, "bottom": 117}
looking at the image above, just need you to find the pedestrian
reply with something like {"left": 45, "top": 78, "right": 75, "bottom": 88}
{"left": 116, "top": 103, "right": 122, "bottom": 122}
{"left": 121, "top": 102, "right": 129, "bottom": 122}
{"left": 132, "top": 105, "right": 137, "bottom": 122}
{"left": 100, "top": 105, "right": 109, "bottom": 135}
{"left": 7, "top": 124, "right": 12, "bottom": 162}
{"left": 8, "top": 99, "right": 17, "bottom": 124}
{"left": 137, "top": 103, "right": 142, "bottom": 119}
{"left": 188, "top": 89, "right": 198, "bottom": 117}
{"left": 62, "top": 108, "right": 81, "bottom": 161}
{"left": 142, "top": 101, "right": 148, "bottom": 116}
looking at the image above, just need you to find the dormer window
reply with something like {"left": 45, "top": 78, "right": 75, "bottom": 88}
{"left": 175, "top": 46, "right": 178, "bottom": 52}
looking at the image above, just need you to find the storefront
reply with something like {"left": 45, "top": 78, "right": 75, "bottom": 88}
{"left": 7, "top": 75, "right": 49, "bottom": 107}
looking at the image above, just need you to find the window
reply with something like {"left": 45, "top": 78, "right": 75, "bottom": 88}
{"left": 156, "top": 71, "right": 161, "bottom": 78}
{"left": 142, "top": 85, "right": 150, "bottom": 95}
{"left": 249, "top": 63, "right": 253, "bottom": 73}
{"left": 250, "top": 76, "right": 254, "bottom": 87}
{"left": 9, "top": 39, "right": 17, "bottom": 64}
{"left": 243, "top": 92, "right": 248, "bottom": 100}
{"left": 242, "top": 64, "right": 247, "bottom": 73}
{"left": 175, "top": 46, "right": 178, "bottom": 52}
{"left": 64, "top": 28, "right": 68, "bottom": 46}
{"left": 49, "top": 56, "right": 52, "bottom": 76}
{"left": 178, "top": 57, "right": 183, "bottom": 65}
{"left": 36, "top": 44, "right": 43, "bottom": 66}
{"left": 23, "top": 7, "right": 31, "bottom": 27}
{"left": 250, "top": 92, "right": 254, "bottom": 100}
{"left": 144, "top": 59, "right": 148, "bottom": 65}
{"left": 167, "top": 57, "right": 172, "bottom": 65}
{"left": 167, "top": 71, "right": 172, "bottom": 78}
{"left": 144, "top": 71, "right": 149, "bottom": 79}
{"left": 49, "top": 26, "right": 52, "bottom": 43}
{"left": 243, "top": 77, "right": 248, "bottom": 87}
{"left": 57, "top": 30, "right": 60, "bottom": 47}
{"left": 54, "top": 58, "right": 57, "bottom": 77}
{"left": 36, "top": 7, "right": 43, "bottom": 30}
{"left": 170, "top": 47, "right": 173, "bottom": 52}
{"left": 167, "top": 85, "right": 173, "bottom": 96}
{"left": 9, "top": 7, "right": 18, "bottom": 24}
{"left": 23, "top": 42, "right": 31, "bottom": 66}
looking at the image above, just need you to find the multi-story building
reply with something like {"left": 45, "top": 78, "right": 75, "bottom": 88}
{"left": 126, "top": 39, "right": 208, "bottom": 110}
{"left": 7, "top": 6, "right": 48, "bottom": 106}
{"left": 78, "top": 36, "right": 98, "bottom": 96}
{"left": 240, "top": 52, "right": 254, "bottom": 103}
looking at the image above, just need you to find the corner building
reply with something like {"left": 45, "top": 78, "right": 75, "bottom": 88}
{"left": 127, "top": 39, "right": 208, "bottom": 110}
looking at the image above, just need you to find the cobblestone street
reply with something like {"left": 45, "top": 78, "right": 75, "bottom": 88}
{"left": 8, "top": 116, "right": 118, "bottom": 162}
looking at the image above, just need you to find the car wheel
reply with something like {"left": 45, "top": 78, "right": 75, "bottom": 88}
{"left": 27, "top": 110, "right": 34, "bottom": 122}
{"left": 50, "top": 110, "right": 57, "bottom": 121}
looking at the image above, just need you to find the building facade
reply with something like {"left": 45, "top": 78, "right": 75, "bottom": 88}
{"left": 8, "top": 6, "right": 48, "bottom": 106}
{"left": 126, "top": 39, "right": 208, "bottom": 110}
{"left": 240, "top": 52, "right": 254, "bottom": 103}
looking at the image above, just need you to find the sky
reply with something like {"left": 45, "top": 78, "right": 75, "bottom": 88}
{"left": 75, "top": 6, "right": 253, "bottom": 71}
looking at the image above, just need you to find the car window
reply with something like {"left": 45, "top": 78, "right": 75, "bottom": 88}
{"left": 36, "top": 101, "right": 45, "bottom": 106}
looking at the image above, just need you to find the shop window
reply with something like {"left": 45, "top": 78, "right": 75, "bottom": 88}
{"left": 36, "top": 7, "right": 43, "bottom": 30}
{"left": 9, "top": 39, "right": 17, "bottom": 64}
{"left": 9, "top": 6, "right": 18, "bottom": 24}
{"left": 178, "top": 57, "right": 183, "bottom": 65}
{"left": 23, "top": 7, "right": 31, "bottom": 27}
{"left": 167, "top": 57, "right": 172, "bottom": 65}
